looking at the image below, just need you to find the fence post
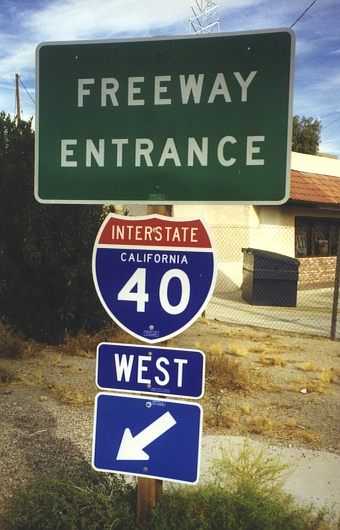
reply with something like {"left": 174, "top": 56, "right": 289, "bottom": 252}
{"left": 330, "top": 227, "right": 340, "bottom": 340}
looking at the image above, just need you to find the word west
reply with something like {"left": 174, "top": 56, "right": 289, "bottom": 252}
{"left": 114, "top": 353, "right": 189, "bottom": 388}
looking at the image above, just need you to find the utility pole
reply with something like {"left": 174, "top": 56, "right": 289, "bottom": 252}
{"left": 15, "top": 73, "right": 21, "bottom": 128}
{"left": 330, "top": 227, "right": 340, "bottom": 340}
{"left": 189, "top": 0, "right": 220, "bottom": 34}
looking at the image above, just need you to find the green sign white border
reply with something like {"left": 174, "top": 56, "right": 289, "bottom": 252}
{"left": 35, "top": 28, "right": 295, "bottom": 205}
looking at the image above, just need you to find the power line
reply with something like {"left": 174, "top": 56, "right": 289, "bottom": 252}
{"left": 290, "top": 0, "right": 318, "bottom": 28}
{"left": 320, "top": 111, "right": 340, "bottom": 119}
{"left": 321, "top": 119, "right": 340, "bottom": 140}
{"left": 322, "top": 117, "right": 340, "bottom": 130}
{"left": 19, "top": 78, "right": 35, "bottom": 105}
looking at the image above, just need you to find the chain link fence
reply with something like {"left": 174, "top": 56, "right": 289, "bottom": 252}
{"left": 205, "top": 225, "right": 340, "bottom": 340}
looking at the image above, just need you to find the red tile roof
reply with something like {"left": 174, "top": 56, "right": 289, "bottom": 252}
{"left": 289, "top": 170, "right": 340, "bottom": 206}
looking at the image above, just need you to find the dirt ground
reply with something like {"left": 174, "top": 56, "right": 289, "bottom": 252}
{"left": 0, "top": 318, "right": 339, "bottom": 521}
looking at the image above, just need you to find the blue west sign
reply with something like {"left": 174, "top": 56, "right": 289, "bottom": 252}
{"left": 96, "top": 342, "right": 205, "bottom": 399}
{"left": 92, "top": 393, "right": 203, "bottom": 484}
{"left": 92, "top": 214, "right": 216, "bottom": 343}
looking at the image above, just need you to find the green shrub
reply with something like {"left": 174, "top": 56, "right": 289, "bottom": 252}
{"left": 0, "top": 113, "right": 108, "bottom": 344}
{"left": 4, "top": 443, "right": 338, "bottom": 530}
{"left": 4, "top": 472, "right": 135, "bottom": 530}
{"left": 145, "top": 441, "right": 336, "bottom": 530}
{"left": 211, "top": 439, "right": 291, "bottom": 494}
{"left": 144, "top": 484, "right": 334, "bottom": 530}
{"left": 0, "top": 321, "right": 25, "bottom": 357}
{"left": 0, "top": 365, "right": 18, "bottom": 383}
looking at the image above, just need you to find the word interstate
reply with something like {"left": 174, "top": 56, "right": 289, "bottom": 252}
{"left": 111, "top": 223, "right": 199, "bottom": 243}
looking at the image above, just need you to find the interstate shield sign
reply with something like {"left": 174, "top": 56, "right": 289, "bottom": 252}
{"left": 92, "top": 214, "right": 216, "bottom": 343}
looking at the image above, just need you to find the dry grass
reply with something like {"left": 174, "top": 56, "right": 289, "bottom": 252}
{"left": 218, "top": 330, "right": 246, "bottom": 339}
{"left": 228, "top": 343, "right": 248, "bottom": 357}
{"left": 241, "top": 402, "right": 251, "bottom": 415}
{"left": 269, "top": 356, "right": 287, "bottom": 367}
{"left": 204, "top": 396, "right": 321, "bottom": 445}
{"left": 285, "top": 417, "right": 298, "bottom": 428}
{"left": 204, "top": 405, "right": 240, "bottom": 429}
{"left": 204, "top": 349, "right": 256, "bottom": 427}
{"left": 242, "top": 413, "right": 319, "bottom": 445}
{"left": 256, "top": 345, "right": 279, "bottom": 356}
{"left": 51, "top": 386, "right": 92, "bottom": 406}
{"left": 60, "top": 329, "right": 99, "bottom": 357}
{"left": 291, "top": 374, "right": 334, "bottom": 394}
{"left": 2, "top": 322, "right": 336, "bottom": 451}
{"left": 245, "top": 414, "right": 274, "bottom": 435}
{"left": 257, "top": 354, "right": 287, "bottom": 367}
{"left": 251, "top": 345, "right": 267, "bottom": 354}
{"left": 297, "top": 361, "right": 320, "bottom": 372}
{"left": 293, "top": 367, "right": 337, "bottom": 394}
{"left": 251, "top": 340, "right": 302, "bottom": 357}
{"left": 60, "top": 324, "right": 119, "bottom": 357}
{"left": 258, "top": 353, "right": 267, "bottom": 365}
{"left": 318, "top": 368, "right": 336, "bottom": 384}
{"left": 284, "top": 419, "right": 320, "bottom": 444}
{"left": 208, "top": 343, "right": 224, "bottom": 356}
{"left": 205, "top": 351, "right": 253, "bottom": 393}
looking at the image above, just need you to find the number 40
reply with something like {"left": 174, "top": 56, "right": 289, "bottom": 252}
{"left": 117, "top": 267, "right": 190, "bottom": 315}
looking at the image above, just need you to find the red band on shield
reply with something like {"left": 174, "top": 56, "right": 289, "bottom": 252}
{"left": 98, "top": 217, "right": 212, "bottom": 248}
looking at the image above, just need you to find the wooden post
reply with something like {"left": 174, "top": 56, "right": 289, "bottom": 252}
{"left": 147, "top": 204, "right": 172, "bottom": 217}
{"left": 137, "top": 477, "right": 163, "bottom": 524}
{"left": 135, "top": 205, "right": 173, "bottom": 524}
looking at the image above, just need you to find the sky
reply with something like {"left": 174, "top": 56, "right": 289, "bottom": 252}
{"left": 1, "top": 0, "right": 339, "bottom": 158}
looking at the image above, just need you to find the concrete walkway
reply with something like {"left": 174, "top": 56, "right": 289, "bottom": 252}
{"left": 199, "top": 435, "right": 340, "bottom": 517}
{"left": 206, "top": 288, "right": 339, "bottom": 338}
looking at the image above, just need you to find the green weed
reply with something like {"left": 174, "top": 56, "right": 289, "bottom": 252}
{"left": 3, "top": 443, "right": 338, "bottom": 530}
{"left": 0, "top": 366, "right": 19, "bottom": 383}
{"left": 4, "top": 471, "right": 135, "bottom": 530}
{"left": 145, "top": 441, "right": 336, "bottom": 530}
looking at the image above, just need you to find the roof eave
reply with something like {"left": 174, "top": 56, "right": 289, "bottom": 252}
{"left": 287, "top": 199, "right": 340, "bottom": 210}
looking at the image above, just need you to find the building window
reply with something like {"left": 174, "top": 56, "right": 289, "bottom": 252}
{"left": 295, "top": 217, "right": 340, "bottom": 257}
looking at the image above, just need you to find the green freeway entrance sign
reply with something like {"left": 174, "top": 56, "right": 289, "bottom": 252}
{"left": 35, "top": 30, "right": 294, "bottom": 204}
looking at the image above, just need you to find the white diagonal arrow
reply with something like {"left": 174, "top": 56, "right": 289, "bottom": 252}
{"left": 116, "top": 411, "right": 177, "bottom": 461}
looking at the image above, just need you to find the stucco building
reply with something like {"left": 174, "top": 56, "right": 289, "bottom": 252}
{"left": 127, "top": 152, "right": 340, "bottom": 292}
{"left": 173, "top": 152, "right": 340, "bottom": 291}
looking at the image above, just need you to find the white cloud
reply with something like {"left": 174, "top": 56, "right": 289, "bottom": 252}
{"left": 294, "top": 37, "right": 315, "bottom": 56}
{"left": 1, "top": 0, "right": 340, "bottom": 157}
{"left": 20, "top": 0, "right": 188, "bottom": 42}
{"left": 320, "top": 138, "right": 340, "bottom": 159}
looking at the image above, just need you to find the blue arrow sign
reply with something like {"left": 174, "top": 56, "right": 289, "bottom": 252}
{"left": 92, "top": 393, "right": 202, "bottom": 484}
{"left": 96, "top": 343, "right": 205, "bottom": 399}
